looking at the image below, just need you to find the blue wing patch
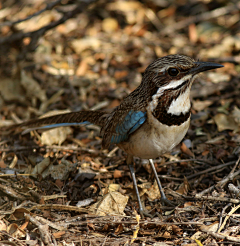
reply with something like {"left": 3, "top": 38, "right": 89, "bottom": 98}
{"left": 110, "top": 111, "right": 146, "bottom": 144}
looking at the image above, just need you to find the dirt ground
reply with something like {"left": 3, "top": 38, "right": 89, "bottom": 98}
{"left": 0, "top": 0, "right": 240, "bottom": 245}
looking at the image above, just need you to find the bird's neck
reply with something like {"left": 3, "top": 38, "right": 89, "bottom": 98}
{"left": 118, "top": 73, "right": 193, "bottom": 126}
{"left": 148, "top": 80, "right": 192, "bottom": 126}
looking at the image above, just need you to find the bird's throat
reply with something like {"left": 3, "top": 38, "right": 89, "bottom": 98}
{"left": 150, "top": 82, "right": 192, "bottom": 126}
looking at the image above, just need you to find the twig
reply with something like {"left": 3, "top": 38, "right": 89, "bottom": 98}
{"left": 195, "top": 164, "right": 240, "bottom": 198}
{"left": 0, "top": 0, "right": 97, "bottom": 45}
{"left": 195, "top": 195, "right": 240, "bottom": 204}
{"left": 218, "top": 204, "right": 240, "bottom": 233}
{"left": 0, "top": 0, "right": 62, "bottom": 27}
{"left": 217, "top": 203, "right": 232, "bottom": 233}
{"left": 153, "top": 158, "right": 207, "bottom": 165}
{"left": 61, "top": 219, "right": 203, "bottom": 226}
{"left": 0, "top": 144, "right": 103, "bottom": 155}
{"left": 25, "top": 213, "right": 53, "bottom": 245}
{"left": 162, "top": 3, "right": 240, "bottom": 35}
{"left": 228, "top": 155, "right": 240, "bottom": 176}
{"left": 186, "top": 161, "right": 236, "bottom": 179}
{"left": 0, "top": 182, "right": 26, "bottom": 201}
{"left": 0, "top": 231, "right": 26, "bottom": 246}
{"left": 216, "top": 165, "right": 240, "bottom": 188}
{"left": 201, "top": 228, "right": 240, "bottom": 243}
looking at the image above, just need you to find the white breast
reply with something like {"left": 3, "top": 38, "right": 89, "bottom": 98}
{"left": 167, "top": 87, "right": 191, "bottom": 115}
{"left": 117, "top": 109, "right": 190, "bottom": 160}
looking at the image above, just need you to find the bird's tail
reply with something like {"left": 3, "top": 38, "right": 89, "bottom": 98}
{"left": 2, "top": 110, "right": 107, "bottom": 134}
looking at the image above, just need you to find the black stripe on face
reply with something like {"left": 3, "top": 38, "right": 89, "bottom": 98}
{"left": 152, "top": 80, "right": 191, "bottom": 126}
{"left": 171, "top": 79, "right": 189, "bottom": 91}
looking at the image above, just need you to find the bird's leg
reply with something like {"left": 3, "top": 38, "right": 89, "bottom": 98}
{"left": 127, "top": 155, "right": 153, "bottom": 218}
{"left": 149, "top": 159, "right": 175, "bottom": 207}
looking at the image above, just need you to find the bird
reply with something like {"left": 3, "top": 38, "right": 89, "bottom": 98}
{"left": 3, "top": 54, "right": 224, "bottom": 218}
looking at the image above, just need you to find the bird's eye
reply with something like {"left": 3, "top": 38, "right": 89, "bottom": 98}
{"left": 168, "top": 68, "right": 179, "bottom": 76}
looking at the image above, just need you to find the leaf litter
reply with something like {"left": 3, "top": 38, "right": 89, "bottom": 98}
{"left": 0, "top": 0, "right": 240, "bottom": 245}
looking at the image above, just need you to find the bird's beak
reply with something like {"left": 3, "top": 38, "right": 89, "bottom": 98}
{"left": 189, "top": 61, "right": 224, "bottom": 76}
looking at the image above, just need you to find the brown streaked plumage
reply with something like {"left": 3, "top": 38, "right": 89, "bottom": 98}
{"left": 2, "top": 54, "right": 224, "bottom": 218}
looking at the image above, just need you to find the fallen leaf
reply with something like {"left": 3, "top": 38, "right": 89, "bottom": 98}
{"left": 181, "top": 142, "right": 194, "bottom": 157}
{"left": 0, "top": 220, "right": 7, "bottom": 231}
{"left": 147, "top": 180, "right": 161, "bottom": 201}
{"left": 0, "top": 77, "right": 25, "bottom": 102}
{"left": 89, "top": 191, "right": 128, "bottom": 216}
{"left": 108, "top": 184, "right": 120, "bottom": 192}
{"left": 102, "top": 18, "right": 118, "bottom": 33}
{"left": 232, "top": 106, "right": 240, "bottom": 124}
{"left": 207, "top": 72, "right": 230, "bottom": 83}
{"left": 216, "top": 149, "right": 228, "bottom": 159}
{"left": 31, "top": 157, "right": 51, "bottom": 176}
{"left": 76, "top": 59, "right": 89, "bottom": 76}
{"left": 53, "top": 231, "right": 65, "bottom": 239}
{"left": 176, "top": 177, "right": 189, "bottom": 195}
{"left": 113, "top": 170, "right": 122, "bottom": 178}
{"left": 192, "top": 100, "right": 213, "bottom": 111}
{"left": 42, "top": 159, "right": 77, "bottom": 180}
{"left": 205, "top": 135, "right": 225, "bottom": 144}
{"left": 7, "top": 223, "right": 26, "bottom": 238}
{"left": 200, "top": 221, "right": 219, "bottom": 232}
{"left": 71, "top": 37, "right": 101, "bottom": 54}
{"left": 214, "top": 113, "right": 239, "bottom": 132}
{"left": 21, "top": 70, "right": 47, "bottom": 103}
{"left": 40, "top": 127, "right": 72, "bottom": 146}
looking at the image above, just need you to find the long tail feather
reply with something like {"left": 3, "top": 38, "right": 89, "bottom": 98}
{"left": 5, "top": 110, "right": 107, "bottom": 132}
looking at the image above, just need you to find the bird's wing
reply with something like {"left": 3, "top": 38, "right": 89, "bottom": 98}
{"left": 102, "top": 110, "right": 147, "bottom": 148}
{"left": 4, "top": 111, "right": 107, "bottom": 134}
{"left": 2, "top": 107, "right": 147, "bottom": 149}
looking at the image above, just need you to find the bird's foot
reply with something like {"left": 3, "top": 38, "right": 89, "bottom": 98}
{"left": 160, "top": 196, "right": 176, "bottom": 208}
{"left": 139, "top": 209, "right": 154, "bottom": 219}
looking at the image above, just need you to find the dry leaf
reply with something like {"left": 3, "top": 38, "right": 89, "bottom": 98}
{"left": 21, "top": 70, "right": 47, "bottom": 103}
{"left": 205, "top": 135, "right": 225, "bottom": 144}
{"left": 89, "top": 191, "right": 128, "bottom": 216}
{"left": 113, "top": 170, "right": 122, "bottom": 178}
{"left": 31, "top": 157, "right": 51, "bottom": 176}
{"left": 0, "top": 77, "right": 25, "bottom": 102}
{"left": 181, "top": 142, "right": 194, "bottom": 157}
{"left": 176, "top": 177, "right": 189, "bottom": 195}
{"left": 232, "top": 106, "right": 240, "bottom": 124}
{"left": 213, "top": 113, "right": 239, "bottom": 132}
{"left": 7, "top": 223, "right": 26, "bottom": 238}
{"left": 192, "top": 100, "right": 212, "bottom": 111}
{"left": 76, "top": 59, "right": 89, "bottom": 76}
{"left": 40, "top": 127, "right": 72, "bottom": 146}
{"left": 200, "top": 221, "right": 219, "bottom": 232}
{"left": 146, "top": 180, "right": 160, "bottom": 201}
{"left": 53, "top": 231, "right": 65, "bottom": 239}
{"left": 216, "top": 149, "right": 228, "bottom": 159}
{"left": 42, "top": 159, "right": 77, "bottom": 180}
{"left": 71, "top": 37, "right": 101, "bottom": 54}
{"left": 207, "top": 72, "right": 230, "bottom": 83}
{"left": 102, "top": 18, "right": 118, "bottom": 33}
{"left": 108, "top": 184, "right": 120, "bottom": 192}
{"left": 115, "top": 224, "right": 124, "bottom": 234}
{"left": 0, "top": 220, "right": 7, "bottom": 231}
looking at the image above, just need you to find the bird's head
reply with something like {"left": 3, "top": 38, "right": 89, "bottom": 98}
{"left": 144, "top": 54, "right": 223, "bottom": 91}
{"left": 141, "top": 54, "right": 224, "bottom": 125}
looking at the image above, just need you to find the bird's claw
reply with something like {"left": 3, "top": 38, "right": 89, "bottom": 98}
{"left": 161, "top": 196, "right": 176, "bottom": 208}
{"left": 139, "top": 209, "right": 154, "bottom": 219}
